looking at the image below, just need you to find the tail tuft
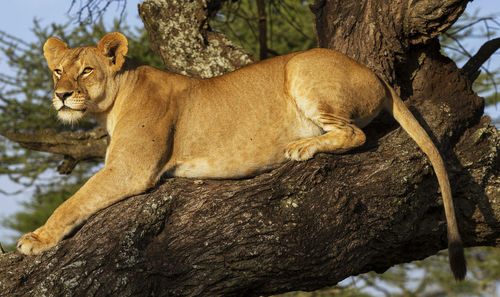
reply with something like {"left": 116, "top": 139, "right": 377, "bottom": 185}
{"left": 449, "top": 239, "right": 467, "bottom": 281}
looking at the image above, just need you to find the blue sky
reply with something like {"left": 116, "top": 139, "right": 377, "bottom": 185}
{"left": 0, "top": 0, "right": 499, "bottom": 244}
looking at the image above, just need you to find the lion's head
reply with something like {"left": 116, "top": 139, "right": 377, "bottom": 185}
{"left": 43, "top": 33, "right": 128, "bottom": 123}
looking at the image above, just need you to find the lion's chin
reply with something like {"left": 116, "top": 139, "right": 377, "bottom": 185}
{"left": 57, "top": 109, "right": 86, "bottom": 124}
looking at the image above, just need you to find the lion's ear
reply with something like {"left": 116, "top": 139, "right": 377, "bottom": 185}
{"left": 97, "top": 32, "right": 128, "bottom": 71}
{"left": 43, "top": 37, "right": 68, "bottom": 69}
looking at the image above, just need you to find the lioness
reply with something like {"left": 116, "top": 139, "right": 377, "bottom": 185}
{"left": 17, "top": 33, "right": 466, "bottom": 280}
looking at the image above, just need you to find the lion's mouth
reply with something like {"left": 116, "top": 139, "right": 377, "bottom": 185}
{"left": 59, "top": 106, "right": 86, "bottom": 112}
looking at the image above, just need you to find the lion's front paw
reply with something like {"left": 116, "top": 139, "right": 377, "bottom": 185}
{"left": 285, "top": 138, "right": 319, "bottom": 161}
{"left": 17, "top": 231, "right": 56, "bottom": 255}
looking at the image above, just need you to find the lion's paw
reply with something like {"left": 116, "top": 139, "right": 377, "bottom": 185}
{"left": 285, "top": 138, "right": 319, "bottom": 161}
{"left": 17, "top": 231, "right": 56, "bottom": 255}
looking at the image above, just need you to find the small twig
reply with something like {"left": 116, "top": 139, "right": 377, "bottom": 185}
{"left": 359, "top": 275, "right": 391, "bottom": 297}
{"left": 57, "top": 156, "right": 80, "bottom": 175}
{"left": 277, "top": 1, "right": 313, "bottom": 40}
{"left": 68, "top": 0, "right": 127, "bottom": 25}
{"left": 446, "top": 17, "right": 496, "bottom": 36}
{"left": 0, "top": 243, "right": 5, "bottom": 254}
{"left": 444, "top": 33, "right": 474, "bottom": 59}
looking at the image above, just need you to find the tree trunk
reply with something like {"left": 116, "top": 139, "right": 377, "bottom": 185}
{"left": 1, "top": 0, "right": 499, "bottom": 296}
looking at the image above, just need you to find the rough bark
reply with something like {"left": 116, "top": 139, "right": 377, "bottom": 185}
{"left": 138, "top": 0, "right": 255, "bottom": 78}
{"left": 314, "top": 0, "right": 468, "bottom": 83}
{"left": 1, "top": 0, "right": 499, "bottom": 296}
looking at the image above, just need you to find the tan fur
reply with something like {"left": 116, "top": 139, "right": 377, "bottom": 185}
{"left": 18, "top": 33, "right": 465, "bottom": 280}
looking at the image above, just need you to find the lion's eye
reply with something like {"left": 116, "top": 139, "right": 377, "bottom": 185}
{"left": 54, "top": 69, "right": 62, "bottom": 76}
{"left": 81, "top": 67, "right": 93, "bottom": 75}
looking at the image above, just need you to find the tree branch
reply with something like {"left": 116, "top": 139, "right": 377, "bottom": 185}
{"left": 461, "top": 37, "right": 500, "bottom": 82}
{"left": 0, "top": 128, "right": 107, "bottom": 174}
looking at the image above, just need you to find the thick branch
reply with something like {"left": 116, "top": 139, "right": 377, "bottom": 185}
{"left": 461, "top": 37, "right": 500, "bottom": 82}
{"left": 138, "top": 0, "right": 255, "bottom": 78}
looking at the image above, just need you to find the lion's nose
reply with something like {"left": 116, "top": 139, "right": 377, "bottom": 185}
{"left": 56, "top": 91, "right": 73, "bottom": 102}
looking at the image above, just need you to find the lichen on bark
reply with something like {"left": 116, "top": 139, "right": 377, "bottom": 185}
{"left": 138, "top": 0, "right": 255, "bottom": 78}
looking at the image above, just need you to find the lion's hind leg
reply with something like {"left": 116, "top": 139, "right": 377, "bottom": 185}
{"left": 285, "top": 113, "right": 365, "bottom": 161}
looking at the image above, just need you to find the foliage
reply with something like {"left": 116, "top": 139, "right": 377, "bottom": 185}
{"left": 211, "top": 0, "right": 317, "bottom": 59}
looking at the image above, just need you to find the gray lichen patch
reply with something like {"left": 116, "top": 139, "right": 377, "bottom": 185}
{"left": 279, "top": 184, "right": 309, "bottom": 210}
{"left": 61, "top": 260, "right": 86, "bottom": 270}
{"left": 117, "top": 228, "right": 141, "bottom": 268}
{"left": 139, "top": 0, "right": 254, "bottom": 79}
{"left": 62, "top": 277, "right": 79, "bottom": 290}
{"left": 285, "top": 198, "right": 300, "bottom": 208}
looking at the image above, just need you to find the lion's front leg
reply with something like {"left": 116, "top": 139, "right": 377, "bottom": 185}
{"left": 16, "top": 164, "right": 157, "bottom": 255}
{"left": 17, "top": 114, "right": 174, "bottom": 255}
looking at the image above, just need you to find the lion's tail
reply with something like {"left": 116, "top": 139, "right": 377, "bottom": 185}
{"left": 383, "top": 81, "right": 466, "bottom": 281}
